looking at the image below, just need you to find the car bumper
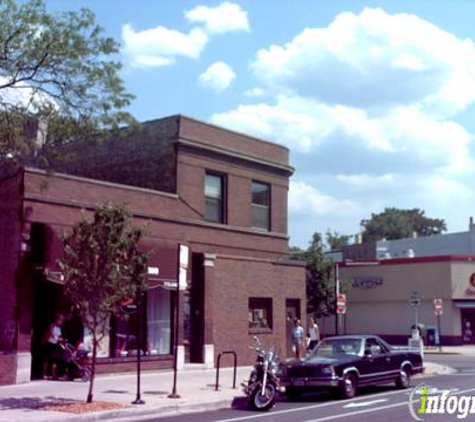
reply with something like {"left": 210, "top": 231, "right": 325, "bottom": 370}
{"left": 279, "top": 376, "right": 340, "bottom": 388}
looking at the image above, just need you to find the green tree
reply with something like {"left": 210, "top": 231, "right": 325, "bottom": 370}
{"left": 60, "top": 204, "right": 148, "bottom": 403}
{"left": 305, "top": 233, "right": 335, "bottom": 318}
{"left": 0, "top": 0, "right": 135, "bottom": 172}
{"left": 325, "top": 229, "right": 351, "bottom": 251}
{"left": 360, "top": 208, "right": 446, "bottom": 242}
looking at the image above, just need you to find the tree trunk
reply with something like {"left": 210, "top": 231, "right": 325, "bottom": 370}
{"left": 87, "top": 330, "right": 97, "bottom": 403}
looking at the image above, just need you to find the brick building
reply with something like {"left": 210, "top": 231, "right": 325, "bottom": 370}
{"left": 0, "top": 115, "right": 305, "bottom": 385}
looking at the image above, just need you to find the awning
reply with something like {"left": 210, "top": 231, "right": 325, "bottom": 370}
{"left": 139, "top": 239, "right": 179, "bottom": 290}
{"left": 43, "top": 226, "right": 179, "bottom": 289}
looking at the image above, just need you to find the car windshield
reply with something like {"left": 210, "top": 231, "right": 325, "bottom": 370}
{"left": 311, "top": 338, "right": 363, "bottom": 357}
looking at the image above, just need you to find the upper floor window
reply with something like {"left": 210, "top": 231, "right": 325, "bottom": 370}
{"left": 251, "top": 181, "right": 270, "bottom": 230}
{"left": 205, "top": 173, "right": 225, "bottom": 223}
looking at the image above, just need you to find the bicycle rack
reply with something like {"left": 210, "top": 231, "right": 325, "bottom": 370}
{"left": 215, "top": 351, "right": 237, "bottom": 391}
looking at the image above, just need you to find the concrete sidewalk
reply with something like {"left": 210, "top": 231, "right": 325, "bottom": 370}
{"left": 0, "top": 361, "right": 458, "bottom": 422}
{"left": 424, "top": 344, "right": 475, "bottom": 355}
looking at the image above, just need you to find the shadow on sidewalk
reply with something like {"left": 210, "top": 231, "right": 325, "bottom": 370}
{"left": 0, "top": 396, "right": 78, "bottom": 411}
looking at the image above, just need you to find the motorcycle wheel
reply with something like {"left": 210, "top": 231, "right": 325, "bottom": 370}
{"left": 250, "top": 381, "right": 277, "bottom": 411}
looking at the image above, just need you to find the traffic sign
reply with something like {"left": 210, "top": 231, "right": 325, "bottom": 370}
{"left": 410, "top": 291, "right": 420, "bottom": 306}
{"left": 434, "top": 298, "right": 443, "bottom": 315}
{"left": 337, "top": 293, "right": 346, "bottom": 314}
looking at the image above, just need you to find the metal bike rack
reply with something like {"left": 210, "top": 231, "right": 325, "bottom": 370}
{"left": 215, "top": 351, "right": 237, "bottom": 391}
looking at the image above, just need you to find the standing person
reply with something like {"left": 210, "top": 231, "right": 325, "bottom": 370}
{"left": 292, "top": 318, "right": 304, "bottom": 358}
{"left": 42, "top": 313, "right": 65, "bottom": 379}
{"left": 307, "top": 317, "right": 320, "bottom": 351}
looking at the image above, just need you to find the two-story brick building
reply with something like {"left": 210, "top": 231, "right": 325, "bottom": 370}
{"left": 0, "top": 115, "right": 305, "bottom": 385}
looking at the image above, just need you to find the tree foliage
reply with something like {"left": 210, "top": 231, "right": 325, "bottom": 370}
{"left": 360, "top": 207, "right": 446, "bottom": 242}
{"left": 305, "top": 233, "right": 336, "bottom": 318}
{"left": 0, "top": 0, "right": 135, "bottom": 171}
{"left": 325, "top": 229, "right": 351, "bottom": 251}
{"left": 60, "top": 204, "right": 148, "bottom": 403}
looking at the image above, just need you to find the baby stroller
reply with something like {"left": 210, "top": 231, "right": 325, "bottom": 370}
{"left": 60, "top": 341, "right": 92, "bottom": 382}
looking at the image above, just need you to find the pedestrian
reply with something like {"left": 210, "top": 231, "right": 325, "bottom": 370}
{"left": 307, "top": 317, "right": 320, "bottom": 351}
{"left": 42, "top": 313, "right": 66, "bottom": 380}
{"left": 292, "top": 318, "right": 304, "bottom": 358}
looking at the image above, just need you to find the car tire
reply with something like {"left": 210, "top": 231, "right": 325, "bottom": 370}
{"left": 340, "top": 373, "right": 357, "bottom": 399}
{"left": 395, "top": 367, "right": 411, "bottom": 389}
{"left": 285, "top": 387, "right": 303, "bottom": 400}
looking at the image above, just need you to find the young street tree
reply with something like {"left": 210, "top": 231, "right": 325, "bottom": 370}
{"left": 0, "top": 0, "right": 135, "bottom": 172}
{"left": 360, "top": 207, "right": 447, "bottom": 242}
{"left": 305, "top": 233, "right": 336, "bottom": 318}
{"left": 60, "top": 204, "right": 148, "bottom": 403}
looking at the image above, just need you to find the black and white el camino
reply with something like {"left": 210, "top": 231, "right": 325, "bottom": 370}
{"left": 278, "top": 335, "right": 424, "bottom": 399}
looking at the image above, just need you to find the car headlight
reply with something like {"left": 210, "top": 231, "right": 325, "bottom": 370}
{"left": 321, "top": 365, "right": 335, "bottom": 375}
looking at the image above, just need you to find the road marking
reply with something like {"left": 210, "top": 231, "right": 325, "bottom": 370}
{"left": 343, "top": 398, "right": 388, "bottom": 408}
{"left": 301, "top": 402, "right": 407, "bottom": 422}
{"left": 216, "top": 388, "right": 411, "bottom": 422}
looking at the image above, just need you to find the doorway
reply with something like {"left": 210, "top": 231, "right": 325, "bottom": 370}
{"left": 185, "top": 253, "right": 205, "bottom": 363}
{"left": 285, "top": 299, "right": 301, "bottom": 358}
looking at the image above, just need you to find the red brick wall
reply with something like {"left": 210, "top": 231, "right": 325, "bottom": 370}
{"left": 212, "top": 255, "right": 305, "bottom": 365}
{"left": 178, "top": 115, "right": 290, "bottom": 165}
{"left": 0, "top": 172, "right": 22, "bottom": 352}
{"left": 0, "top": 354, "right": 17, "bottom": 385}
{"left": 177, "top": 148, "right": 290, "bottom": 234}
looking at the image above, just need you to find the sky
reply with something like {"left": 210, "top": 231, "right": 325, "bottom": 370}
{"left": 43, "top": 0, "right": 475, "bottom": 248}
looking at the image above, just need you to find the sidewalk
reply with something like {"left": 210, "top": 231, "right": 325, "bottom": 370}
{"left": 424, "top": 344, "right": 475, "bottom": 355}
{"left": 0, "top": 358, "right": 462, "bottom": 422}
{"left": 0, "top": 366, "right": 251, "bottom": 422}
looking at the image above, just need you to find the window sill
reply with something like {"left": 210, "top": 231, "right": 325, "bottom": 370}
{"left": 249, "top": 327, "right": 273, "bottom": 335}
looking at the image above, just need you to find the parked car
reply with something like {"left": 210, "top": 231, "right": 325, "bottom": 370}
{"left": 278, "top": 335, "right": 424, "bottom": 399}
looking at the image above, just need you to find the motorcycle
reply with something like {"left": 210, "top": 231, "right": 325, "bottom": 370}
{"left": 242, "top": 336, "right": 279, "bottom": 411}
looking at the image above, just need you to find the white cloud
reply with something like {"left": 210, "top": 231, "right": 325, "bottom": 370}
{"left": 336, "top": 173, "right": 397, "bottom": 189}
{"left": 244, "top": 87, "right": 264, "bottom": 98}
{"left": 0, "top": 76, "right": 57, "bottom": 111}
{"left": 122, "top": 2, "right": 250, "bottom": 69}
{"left": 198, "top": 61, "right": 236, "bottom": 93}
{"left": 250, "top": 7, "right": 475, "bottom": 115}
{"left": 122, "top": 24, "right": 208, "bottom": 68}
{"left": 185, "top": 2, "right": 250, "bottom": 35}
{"left": 289, "top": 181, "right": 360, "bottom": 216}
{"left": 210, "top": 7, "right": 475, "bottom": 246}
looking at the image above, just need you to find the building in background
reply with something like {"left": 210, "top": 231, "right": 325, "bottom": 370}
{"left": 323, "top": 221, "right": 475, "bottom": 346}
{"left": 0, "top": 115, "right": 305, "bottom": 385}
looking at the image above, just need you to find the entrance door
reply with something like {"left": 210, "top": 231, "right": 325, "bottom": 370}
{"left": 462, "top": 309, "right": 475, "bottom": 344}
{"left": 285, "top": 299, "right": 301, "bottom": 358}
{"left": 31, "top": 278, "right": 64, "bottom": 379}
{"left": 187, "top": 253, "right": 205, "bottom": 363}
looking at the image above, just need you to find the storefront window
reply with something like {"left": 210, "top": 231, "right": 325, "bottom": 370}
{"left": 146, "top": 287, "right": 172, "bottom": 355}
{"left": 79, "top": 287, "right": 173, "bottom": 358}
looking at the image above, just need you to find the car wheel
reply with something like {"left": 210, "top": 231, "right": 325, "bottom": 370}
{"left": 340, "top": 373, "right": 357, "bottom": 399}
{"left": 396, "top": 367, "right": 411, "bottom": 389}
{"left": 285, "top": 387, "right": 303, "bottom": 400}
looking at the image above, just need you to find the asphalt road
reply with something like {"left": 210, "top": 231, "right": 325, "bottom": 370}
{"left": 147, "top": 355, "right": 475, "bottom": 422}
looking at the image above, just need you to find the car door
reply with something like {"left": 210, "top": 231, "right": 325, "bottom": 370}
{"left": 357, "top": 338, "right": 391, "bottom": 385}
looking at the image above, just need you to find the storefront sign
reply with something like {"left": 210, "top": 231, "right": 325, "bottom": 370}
{"left": 350, "top": 276, "right": 383, "bottom": 290}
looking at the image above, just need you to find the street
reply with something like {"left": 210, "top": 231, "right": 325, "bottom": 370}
{"left": 147, "top": 355, "right": 475, "bottom": 422}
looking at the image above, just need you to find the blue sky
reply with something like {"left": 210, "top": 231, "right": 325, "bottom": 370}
{"left": 45, "top": 1, "right": 475, "bottom": 248}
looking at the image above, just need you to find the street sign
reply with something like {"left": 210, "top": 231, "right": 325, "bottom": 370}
{"left": 337, "top": 293, "right": 346, "bottom": 314}
{"left": 434, "top": 298, "right": 443, "bottom": 315}
{"left": 410, "top": 291, "right": 420, "bottom": 306}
